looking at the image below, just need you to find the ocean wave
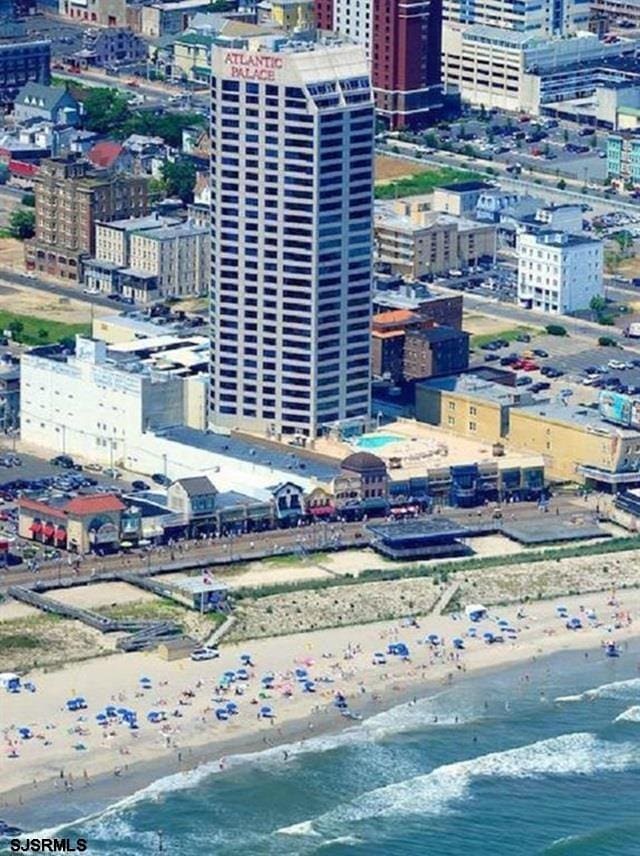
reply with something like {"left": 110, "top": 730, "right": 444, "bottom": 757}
{"left": 554, "top": 677, "right": 640, "bottom": 704}
{"left": 614, "top": 705, "right": 640, "bottom": 722}
{"left": 284, "top": 732, "right": 640, "bottom": 834}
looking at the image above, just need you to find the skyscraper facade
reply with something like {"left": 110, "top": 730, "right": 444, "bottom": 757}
{"left": 209, "top": 36, "right": 374, "bottom": 440}
{"left": 313, "top": 0, "right": 443, "bottom": 128}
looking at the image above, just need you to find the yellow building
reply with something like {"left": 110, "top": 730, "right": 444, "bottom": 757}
{"left": 172, "top": 32, "right": 213, "bottom": 83}
{"left": 508, "top": 402, "right": 640, "bottom": 486}
{"left": 270, "top": 0, "right": 315, "bottom": 30}
{"left": 375, "top": 196, "right": 496, "bottom": 279}
{"left": 416, "top": 375, "right": 531, "bottom": 445}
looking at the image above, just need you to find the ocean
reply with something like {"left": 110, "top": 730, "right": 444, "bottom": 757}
{"left": 14, "top": 643, "right": 640, "bottom": 855}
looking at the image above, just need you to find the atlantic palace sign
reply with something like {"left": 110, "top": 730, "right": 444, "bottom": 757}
{"left": 223, "top": 50, "right": 285, "bottom": 81}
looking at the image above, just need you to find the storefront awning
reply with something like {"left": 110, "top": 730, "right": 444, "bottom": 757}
{"left": 54, "top": 526, "right": 67, "bottom": 541}
{"left": 29, "top": 521, "right": 42, "bottom": 534}
{"left": 43, "top": 522, "right": 55, "bottom": 538}
{"left": 309, "top": 505, "right": 334, "bottom": 517}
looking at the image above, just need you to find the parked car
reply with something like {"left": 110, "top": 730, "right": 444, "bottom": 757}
{"left": 532, "top": 349, "right": 548, "bottom": 358}
{"left": 608, "top": 359, "right": 626, "bottom": 370}
{"left": 131, "top": 480, "right": 150, "bottom": 491}
{"left": 151, "top": 473, "right": 172, "bottom": 487}
{"left": 50, "top": 454, "right": 75, "bottom": 469}
{"left": 191, "top": 647, "right": 219, "bottom": 662}
{"left": 516, "top": 375, "right": 533, "bottom": 386}
{"left": 102, "top": 467, "right": 122, "bottom": 479}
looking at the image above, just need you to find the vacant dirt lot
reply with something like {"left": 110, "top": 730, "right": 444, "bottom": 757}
{"left": 375, "top": 154, "right": 430, "bottom": 184}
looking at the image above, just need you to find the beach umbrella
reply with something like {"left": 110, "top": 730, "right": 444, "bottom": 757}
{"left": 467, "top": 627, "right": 477, "bottom": 637}
{"left": 223, "top": 670, "right": 236, "bottom": 681}
{"left": 105, "top": 705, "right": 118, "bottom": 717}
{"left": 452, "top": 637, "right": 465, "bottom": 650}
{"left": 259, "top": 706, "right": 274, "bottom": 718}
{"left": 240, "top": 654, "right": 253, "bottom": 665}
{"left": 483, "top": 631, "right": 495, "bottom": 641}
{"left": 225, "top": 702, "right": 238, "bottom": 714}
{"left": 427, "top": 634, "right": 441, "bottom": 645}
{"left": 497, "top": 619, "right": 510, "bottom": 628}
{"left": 215, "top": 709, "right": 229, "bottom": 721}
{"left": 236, "top": 668, "right": 249, "bottom": 681}
{"left": 303, "top": 681, "right": 316, "bottom": 693}
{"left": 66, "top": 699, "right": 78, "bottom": 711}
{"left": 95, "top": 712, "right": 107, "bottom": 722}
{"left": 139, "top": 676, "right": 152, "bottom": 683}
{"left": 294, "top": 668, "right": 308, "bottom": 679}
{"left": 18, "top": 728, "right": 32, "bottom": 739}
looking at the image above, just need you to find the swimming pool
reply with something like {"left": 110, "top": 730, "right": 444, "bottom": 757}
{"left": 356, "top": 433, "right": 403, "bottom": 450}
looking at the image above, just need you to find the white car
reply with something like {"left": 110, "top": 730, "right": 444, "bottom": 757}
{"left": 608, "top": 359, "right": 626, "bottom": 370}
{"left": 191, "top": 647, "right": 219, "bottom": 662}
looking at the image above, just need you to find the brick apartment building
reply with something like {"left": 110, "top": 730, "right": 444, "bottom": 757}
{"left": 25, "top": 155, "right": 149, "bottom": 282}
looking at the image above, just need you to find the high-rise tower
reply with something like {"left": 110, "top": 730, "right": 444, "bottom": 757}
{"left": 209, "top": 35, "right": 374, "bottom": 440}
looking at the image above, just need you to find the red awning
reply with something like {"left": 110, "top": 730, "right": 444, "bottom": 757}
{"left": 29, "top": 521, "right": 42, "bottom": 534}
{"left": 43, "top": 522, "right": 55, "bottom": 538}
{"left": 54, "top": 527, "right": 67, "bottom": 541}
{"left": 309, "top": 505, "right": 334, "bottom": 516}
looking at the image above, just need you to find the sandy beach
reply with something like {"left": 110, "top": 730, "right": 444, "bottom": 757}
{"left": 1, "top": 585, "right": 638, "bottom": 830}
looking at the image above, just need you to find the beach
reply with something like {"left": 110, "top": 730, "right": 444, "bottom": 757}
{"left": 1, "top": 586, "right": 638, "bottom": 832}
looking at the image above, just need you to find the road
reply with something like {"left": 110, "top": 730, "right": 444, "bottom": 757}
{"left": 0, "top": 267, "right": 119, "bottom": 311}
{"left": 52, "top": 68, "right": 209, "bottom": 110}
{"left": 379, "top": 143, "right": 640, "bottom": 216}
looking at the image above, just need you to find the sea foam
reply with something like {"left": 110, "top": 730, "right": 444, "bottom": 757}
{"left": 614, "top": 705, "right": 640, "bottom": 722}
{"left": 281, "top": 731, "right": 640, "bottom": 835}
{"left": 554, "top": 677, "right": 640, "bottom": 703}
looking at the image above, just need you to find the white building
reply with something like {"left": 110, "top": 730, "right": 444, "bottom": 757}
{"left": 442, "top": 25, "right": 638, "bottom": 112}
{"left": 443, "top": 0, "right": 589, "bottom": 37}
{"left": 332, "top": 0, "right": 372, "bottom": 57}
{"left": 21, "top": 337, "right": 186, "bottom": 467}
{"left": 95, "top": 213, "right": 179, "bottom": 268}
{"left": 516, "top": 230, "right": 603, "bottom": 315}
{"left": 209, "top": 33, "right": 374, "bottom": 440}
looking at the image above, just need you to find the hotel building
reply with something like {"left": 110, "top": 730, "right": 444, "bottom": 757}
{"left": 209, "top": 34, "right": 374, "bottom": 440}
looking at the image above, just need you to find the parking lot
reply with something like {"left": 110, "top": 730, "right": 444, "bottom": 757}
{"left": 473, "top": 331, "right": 640, "bottom": 401}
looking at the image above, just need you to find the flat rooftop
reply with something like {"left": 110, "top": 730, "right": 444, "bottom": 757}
{"left": 516, "top": 402, "right": 640, "bottom": 437}
{"left": 164, "top": 426, "right": 341, "bottom": 482}
{"left": 367, "top": 518, "right": 470, "bottom": 543}
{"left": 418, "top": 374, "right": 529, "bottom": 406}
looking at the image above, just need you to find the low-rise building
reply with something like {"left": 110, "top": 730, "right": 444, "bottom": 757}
{"left": 0, "top": 24, "right": 50, "bottom": 111}
{"left": 508, "top": 401, "right": 640, "bottom": 488}
{"left": 94, "top": 213, "right": 180, "bottom": 267}
{"left": 373, "top": 282, "right": 464, "bottom": 329}
{"left": 432, "top": 181, "right": 494, "bottom": 217}
{"left": 371, "top": 309, "right": 425, "bottom": 382}
{"left": 74, "top": 26, "right": 147, "bottom": 70}
{"left": 517, "top": 230, "right": 603, "bottom": 315}
{"left": 18, "top": 493, "right": 125, "bottom": 554}
{"left": 127, "top": 221, "right": 209, "bottom": 299}
{"left": 141, "top": 0, "right": 213, "bottom": 38}
{"left": 607, "top": 132, "right": 640, "bottom": 183}
{"left": 403, "top": 326, "right": 470, "bottom": 381}
{"left": 13, "top": 83, "right": 81, "bottom": 127}
{"left": 59, "top": 0, "right": 127, "bottom": 27}
{"left": 375, "top": 197, "right": 496, "bottom": 279}
{"left": 172, "top": 31, "right": 213, "bottom": 83}
{"left": 415, "top": 374, "right": 535, "bottom": 444}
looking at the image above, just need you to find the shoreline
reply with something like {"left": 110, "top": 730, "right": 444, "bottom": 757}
{"left": 2, "top": 587, "right": 639, "bottom": 832}
{"left": 4, "top": 624, "right": 640, "bottom": 834}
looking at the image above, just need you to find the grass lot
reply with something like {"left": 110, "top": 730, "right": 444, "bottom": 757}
{"left": 259, "top": 551, "right": 330, "bottom": 567}
{"left": 0, "top": 309, "right": 90, "bottom": 345}
{"left": 470, "top": 326, "right": 538, "bottom": 348}
{"left": 374, "top": 166, "right": 482, "bottom": 200}
{"left": 98, "top": 599, "right": 187, "bottom": 622}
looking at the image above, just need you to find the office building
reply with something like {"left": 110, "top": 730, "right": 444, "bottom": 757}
{"left": 25, "top": 155, "right": 149, "bottom": 282}
{"left": 375, "top": 197, "right": 496, "bottom": 279}
{"left": 590, "top": 0, "right": 640, "bottom": 31}
{"left": 209, "top": 33, "right": 374, "bottom": 440}
{"left": 443, "top": 0, "right": 590, "bottom": 36}
{"left": 516, "top": 229, "right": 603, "bottom": 315}
{"left": 313, "top": 0, "right": 444, "bottom": 128}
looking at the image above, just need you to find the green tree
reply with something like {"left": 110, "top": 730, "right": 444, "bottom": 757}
{"left": 8, "top": 208, "right": 35, "bottom": 240}
{"left": 82, "top": 88, "right": 130, "bottom": 135}
{"left": 590, "top": 295, "right": 607, "bottom": 313}
{"left": 614, "top": 230, "right": 633, "bottom": 255}
{"left": 557, "top": 178, "right": 567, "bottom": 190}
{"left": 123, "top": 111, "right": 205, "bottom": 147}
{"left": 37, "top": 328, "right": 49, "bottom": 342}
{"left": 563, "top": 128, "right": 569, "bottom": 143}
{"left": 21, "top": 192, "right": 35, "bottom": 207}
{"left": 8, "top": 320, "right": 23, "bottom": 340}
{"left": 160, "top": 158, "right": 197, "bottom": 203}
{"left": 546, "top": 324, "right": 567, "bottom": 336}
{"left": 598, "top": 335, "right": 617, "bottom": 347}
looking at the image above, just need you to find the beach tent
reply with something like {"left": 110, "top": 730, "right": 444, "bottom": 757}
{"left": 215, "top": 708, "right": 229, "bottom": 721}
{"left": 259, "top": 706, "right": 274, "bottom": 719}
{"left": 427, "top": 634, "right": 441, "bottom": 645}
{"left": 483, "top": 631, "right": 495, "bottom": 643}
{"left": 452, "top": 637, "right": 465, "bottom": 650}
{"left": 18, "top": 727, "right": 33, "bottom": 740}
{"left": 465, "top": 604, "right": 488, "bottom": 622}
{"left": 0, "top": 673, "right": 20, "bottom": 692}
{"left": 236, "top": 668, "right": 249, "bottom": 681}
{"left": 372, "top": 652, "right": 387, "bottom": 665}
